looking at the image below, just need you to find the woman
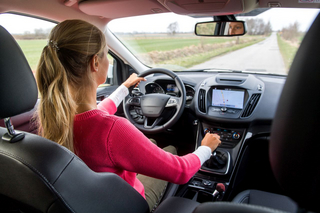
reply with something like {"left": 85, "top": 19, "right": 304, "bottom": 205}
{"left": 228, "top": 22, "right": 244, "bottom": 35}
{"left": 36, "top": 19, "right": 221, "bottom": 211}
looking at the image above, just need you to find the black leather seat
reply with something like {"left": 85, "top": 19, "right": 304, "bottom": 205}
{"left": 232, "top": 189, "right": 297, "bottom": 212}
{"left": 0, "top": 25, "right": 149, "bottom": 213}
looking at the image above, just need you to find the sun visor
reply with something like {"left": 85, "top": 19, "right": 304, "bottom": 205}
{"left": 79, "top": 0, "right": 169, "bottom": 19}
{"left": 157, "top": 0, "right": 255, "bottom": 16}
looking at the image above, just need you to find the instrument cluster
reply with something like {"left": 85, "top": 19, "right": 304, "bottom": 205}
{"left": 145, "top": 82, "right": 195, "bottom": 106}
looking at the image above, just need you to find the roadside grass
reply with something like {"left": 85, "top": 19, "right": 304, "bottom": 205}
{"left": 153, "top": 37, "right": 265, "bottom": 69}
{"left": 122, "top": 36, "right": 233, "bottom": 52}
{"left": 277, "top": 34, "right": 299, "bottom": 70}
{"left": 16, "top": 39, "right": 47, "bottom": 71}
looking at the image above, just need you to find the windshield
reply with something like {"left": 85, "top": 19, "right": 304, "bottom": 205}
{"left": 108, "top": 8, "right": 319, "bottom": 75}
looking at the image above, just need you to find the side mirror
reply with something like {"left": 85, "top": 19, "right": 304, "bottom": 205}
{"left": 195, "top": 21, "right": 246, "bottom": 36}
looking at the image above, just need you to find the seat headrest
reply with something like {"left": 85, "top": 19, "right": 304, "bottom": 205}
{"left": 269, "top": 12, "right": 320, "bottom": 212}
{"left": 0, "top": 26, "right": 38, "bottom": 119}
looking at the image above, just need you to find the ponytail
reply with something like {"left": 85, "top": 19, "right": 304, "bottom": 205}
{"left": 36, "top": 20, "right": 106, "bottom": 152}
{"left": 36, "top": 44, "right": 76, "bottom": 151}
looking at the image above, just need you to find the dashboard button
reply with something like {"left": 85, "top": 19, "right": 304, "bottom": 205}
{"left": 221, "top": 107, "right": 227, "bottom": 112}
{"left": 204, "top": 128, "right": 210, "bottom": 134}
{"left": 203, "top": 180, "right": 212, "bottom": 186}
{"left": 232, "top": 132, "right": 241, "bottom": 139}
{"left": 211, "top": 107, "right": 221, "bottom": 112}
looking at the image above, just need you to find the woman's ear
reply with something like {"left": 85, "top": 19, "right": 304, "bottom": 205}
{"left": 90, "top": 54, "right": 99, "bottom": 72}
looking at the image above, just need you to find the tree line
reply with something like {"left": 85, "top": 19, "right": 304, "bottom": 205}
{"left": 245, "top": 18, "right": 272, "bottom": 35}
{"left": 280, "top": 21, "right": 301, "bottom": 42}
{"left": 13, "top": 28, "right": 52, "bottom": 39}
{"left": 245, "top": 18, "right": 301, "bottom": 43}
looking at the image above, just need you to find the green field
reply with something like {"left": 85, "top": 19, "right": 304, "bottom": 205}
{"left": 16, "top": 39, "right": 47, "bottom": 71}
{"left": 121, "top": 36, "right": 233, "bottom": 53}
{"left": 277, "top": 34, "right": 299, "bottom": 70}
{"left": 16, "top": 35, "right": 265, "bottom": 71}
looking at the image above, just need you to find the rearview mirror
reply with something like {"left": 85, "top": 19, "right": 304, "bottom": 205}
{"left": 195, "top": 21, "right": 246, "bottom": 36}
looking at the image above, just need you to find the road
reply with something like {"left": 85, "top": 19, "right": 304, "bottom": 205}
{"left": 190, "top": 32, "right": 286, "bottom": 74}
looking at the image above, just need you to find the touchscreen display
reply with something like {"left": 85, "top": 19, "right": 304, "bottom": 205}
{"left": 212, "top": 89, "right": 244, "bottom": 109}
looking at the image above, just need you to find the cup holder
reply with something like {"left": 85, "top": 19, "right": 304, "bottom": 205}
{"left": 181, "top": 189, "right": 214, "bottom": 203}
{"left": 197, "top": 190, "right": 214, "bottom": 202}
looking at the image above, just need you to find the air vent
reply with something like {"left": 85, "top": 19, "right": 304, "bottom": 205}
{"left": 198, "top": 89, "right": 206, "bottom": 113}
{"left": 219, "top": 79, "right": 243, "bottom": 83}
{"left": 241, "top": 94, "right": 261, "bottom": 118}
{"left": 216, "top": 77, "right": 246, "bottom": 84}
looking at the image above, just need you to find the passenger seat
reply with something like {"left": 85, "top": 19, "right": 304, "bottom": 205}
{"left": 232, "top": 189, "right": 298, "bottom": 212}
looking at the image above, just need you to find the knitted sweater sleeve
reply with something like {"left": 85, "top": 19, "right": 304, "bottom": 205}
{"left": 98, "top": 85, "right": 129, "bottom": 115}
{"left": 98, "top": 98, "right": 117, "bottom": 115}
{"left": 107, "top": 117, "right": 201, "bottom": 184}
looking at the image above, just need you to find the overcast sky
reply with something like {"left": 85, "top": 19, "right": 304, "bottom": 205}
{"left": 0, "top": 14, "right": 56, "bottom": 34}
{"left": 108, "top": 8, "right": 320, "bottom": 33}
{"left": 0, "top": 8, "right": 319, "bottom": 34}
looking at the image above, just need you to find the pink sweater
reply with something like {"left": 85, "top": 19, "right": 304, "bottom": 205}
{"left": 73, "top": 98, "right": 201, "bottom": 198}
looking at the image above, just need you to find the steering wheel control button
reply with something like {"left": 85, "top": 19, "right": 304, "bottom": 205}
{"left": 166, "top": 98, "right": 178, "bottom": 107}
{"left": 127, "top": 97, "right": 141, "bottom": 106}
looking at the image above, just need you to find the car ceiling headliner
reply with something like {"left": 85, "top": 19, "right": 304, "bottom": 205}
{"left": 0, "top": 0, "right": 319, "bottom": 27}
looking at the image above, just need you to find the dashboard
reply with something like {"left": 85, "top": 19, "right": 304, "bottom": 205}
{"left": 139, "top": 72, "right": 285, "bottom": 123}
{"left": 137, "top": 71, "right": 286, "bottom": 179}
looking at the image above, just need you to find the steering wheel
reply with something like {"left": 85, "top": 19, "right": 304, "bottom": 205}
{"left": 123, "top": 68, "right": 186, "bottom": 134}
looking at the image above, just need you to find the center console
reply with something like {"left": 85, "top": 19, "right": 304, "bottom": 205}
{"left": 172, "top": 74, "right": 262, "bottom": 204}
{"left": 173, "top": 125, "right": 247, "bottom": 205}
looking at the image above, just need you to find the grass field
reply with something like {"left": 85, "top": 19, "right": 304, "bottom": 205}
{"left": 16, "top": 35, "right": 265, "bottom": 71}
{"left": 156, "top": 38, "right": 265, "bottom": 69}
{"left": 121, "top": 36, "right": 233, "bottom": 53}
{"left": 16, "top": 39, "right": 47, "bottom": 71}
{"left": 277, "top": 34, "right": 299, "bottom": 70}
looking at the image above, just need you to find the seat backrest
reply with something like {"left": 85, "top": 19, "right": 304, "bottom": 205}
{"left": 269, "top": 12, "right": 320, "bottom": 212}
{"left": 0, "top": 128, "right": 149, "bottom": 213}
{"left": 0, "top": 25, "right": 149, "bottom": 213}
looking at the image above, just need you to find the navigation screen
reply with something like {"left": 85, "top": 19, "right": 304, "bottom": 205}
{"left": 212, "top": 89, "right": 244, "bottom": 109}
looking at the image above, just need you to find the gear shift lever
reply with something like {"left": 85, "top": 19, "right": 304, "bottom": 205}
{"left": 204, "top": 150, "right": 228, "bottom": 169}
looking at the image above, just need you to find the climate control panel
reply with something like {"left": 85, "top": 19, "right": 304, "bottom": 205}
{"left": 203, "top": 125, "right": 243, "bottom": 148}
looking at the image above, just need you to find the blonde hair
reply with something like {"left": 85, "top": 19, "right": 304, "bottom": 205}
{"left": 36, "top": 19, "right": 106, "bottom": 152}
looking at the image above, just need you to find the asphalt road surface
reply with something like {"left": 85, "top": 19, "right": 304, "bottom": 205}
{"left": 191, "top": 32, "right": 287, "bottom": 74}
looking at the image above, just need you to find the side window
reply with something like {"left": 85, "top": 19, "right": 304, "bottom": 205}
{"left": 0, "top": 13, "right": 114, "bottom": 87}
{"left": 105, "top": 53, "right": 115, "bottom": 86}
{"left": 0, "top": 13, "right": 56, "bottom": 73}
